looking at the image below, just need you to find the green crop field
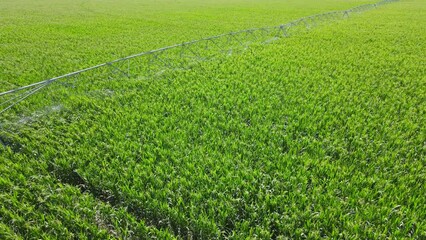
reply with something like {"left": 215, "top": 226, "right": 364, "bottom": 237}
{"left": 0, "top": 0, "right": 377, "bottom": 91}
{"left": 1, "top": 0, "right": 425, "bottom": 239}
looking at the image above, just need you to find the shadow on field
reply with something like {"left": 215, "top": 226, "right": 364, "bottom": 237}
{"left": 0, "top": 134, "right": 23, "bottom": 153}
{"left": 50, "top": 164, "right": 220, "bottom": 239}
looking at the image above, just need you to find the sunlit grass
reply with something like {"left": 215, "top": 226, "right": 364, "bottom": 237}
{"left": 1, "top": 0, "right": 425, "bottom": 239}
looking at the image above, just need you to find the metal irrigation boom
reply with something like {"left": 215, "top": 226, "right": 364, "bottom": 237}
{"left": 0, "top": 0, "right": 398, "bottom": 116}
